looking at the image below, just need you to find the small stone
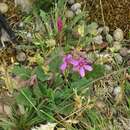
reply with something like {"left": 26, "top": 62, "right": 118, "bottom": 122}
{"left": 114, "top": 54, "right": 123, "bottom": 64}
{"left": 71, "top": 3, "right": 81, "bottom": 12}
{"left": 27, "top": 32, "right": 32, "bottom": 38}
{"left": 19, "top": 22, "right": 24, "bottom": 27}
{"left": 103, "top": 26, "right": 109, "bottom": 34}
{"left": 95, "top": 100, "right": 105, "bottom": 109}
{"left": 27, "top": 32, "right": 32, "bottom": 42}
{"left": 16, "top": 52, "right": 26, "bottom": 62}
{"left": 113, "top": 28, "right": 124, "bottom": 41}
{"left": 97, "top": 27, "right": 104, "bottom": 34}
{"left": 65, "top": 10, "right": 74, "bottom": 18}
{"left": 105, "top": 64, "right": 112, "bottom": 72}
{"left": 110, "top": 41, "right": 122, "bottom": 52}
{"left": 67, "top": 0, "right": 75, "bottom": 5}
{"left": 106, "top": 34, "right": 113, "bottom": 44}
{"left": 113, "top": 86, "right": 121, "bottom": 96}
{"left": 15, "top": 0, "right": 33, "bottom": 13}
{"left": 75, "top": 9, "right": 81, "bottom": 15}
{"left": 93, "top": 35, "right": 103, "bottom": 44}
{"left": 119, "top": 47, "right": 128, "bottom": 57}
{"left": 0, "top": 3, "right": 8, "bottom": 13}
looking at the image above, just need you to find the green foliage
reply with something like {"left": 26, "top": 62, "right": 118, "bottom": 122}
{"left": 0, "top": 0, "right": 118, "bottom": 129}
{"left": 16, "top": 88, "right": 36, "bottom": 106}
{"left": 12, "top": 65, "right": 31, "bottom": 80}
{"left": 86, "top": 64, "right": 105, "bottom": 79}
{"left": 49, "top": 48, "right": 62, "bottom": 72}
{"left": 128, "top": 67, "right": 130, "bottom": 74}
{"left": 86, "top": 22, "right": 98, "bottom": 35}
{"left": 35, "top": 66, "right": 49, "bottom": 82}
{"left": 34, "top": 0, "right": 55, "bottom": 12}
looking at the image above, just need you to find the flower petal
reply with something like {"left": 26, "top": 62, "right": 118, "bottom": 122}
{"left": 57, "top": 17, "right": 63, "bottom": 32}
{"left": 79, "top": 67, "right": 85, "bottom": 77}
{"left": 73, "top": 65, "right": 79, "bottom": 71}
{"left": 60, "top": 63, "right": 67, "bottom": 72}
{"left": 70, "top": 59, "right": 79, "bottom": 66}
{"left": 63, "top": 54, "right": 72, "bottom": 62}
{"left": 84, "top": 65, "right": 93, "bottom": 71}
{"left": 67, "top": 54, "right": 72, "bottom": 59}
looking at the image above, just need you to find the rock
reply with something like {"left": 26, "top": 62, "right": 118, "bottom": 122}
{"left": 16, "top": 52, "right": 26, "bottom": 62}
{"left": 19, "top": 22, "right": 24, "bottom": 28}
{"left": 95, "top": 100, "right": 106, "bottom": 109}
{"left": 65, "top": 10, "right": 74, "bottom": 18}
{"left": 103, "top": 26, "right": 109, "bottom": 34}
{"left": 105, "top": 64, "right": 112, "bottom": 72}
{"left": 75, "top": 9, "right": 81, "bottom": 15}
{"left": 93, "top": 35, "right": 103, "bottom": 44}
{"left": 113, "top": 28, "right": 124, "bottom": 41}
{"left": 15, "top": 0, "right": 33, "bottom": 13}
{"left": 110, "top": 41, "right": 122, "bottom": 52}
{"left": 27, "top": 32, "right": 32, "bottom": 38}
{"left": 97, "top": 26, "right": 109, "bottom": 35}
{"left": 31, "top": 123, "right": 57, "bottom": 130}
{"left": 86, "top": 22, "right": 98, "bottom": 35}
{"left": 0, "top": 3, "right": 8, "bottom": 13}
{"left": 114, "top": 54, "right": 123, "bottom": 64}
{"left": 119, "top": 47, "right": 128, "bottom": 57}
{"left": 106, "top": 34, "right": 113, "bottom": 44}
{"left": 71, "top": 3, "right": 81, "bottom": 12}
{"left": 27, "top": 32, "right": 32, "bottom": 42}
{"left": 1, "top": 28, "right": 11, "bottom": 47}
{"left": 97, "top": 27, "right": 104, "bottom": 34}
{"left": 67, "top": 0, "right": 75, "bottom": 5}
{"left": 113, "top": 86, "right": 121, "bottom": 96}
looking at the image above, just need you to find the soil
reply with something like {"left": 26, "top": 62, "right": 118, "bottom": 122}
{"left": 85, "top": 0, "right": 130, "bottom": 38}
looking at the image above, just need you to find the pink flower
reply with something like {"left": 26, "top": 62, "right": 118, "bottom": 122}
{"left": 60, "top": 53, "right": 93, "bottom": 77}
{"left": 72, "top": 58, "right": 93, "bottom": 77}
{"left": 57, "top": 17, "right": 63, "bottom": 32}
{"left": 60, "top": 54, "right": 73, "bottom": 73}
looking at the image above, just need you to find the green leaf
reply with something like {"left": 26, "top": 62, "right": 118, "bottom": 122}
{"left": 16, "top": 88, "right": 36, "bottom": 106}
{"left": 71, "top": 78, "right": 90, "bottom": 89}
{"left": 86, "top": 35, "right": 93, "bottom": 44}
{"left": 33, "top": 86, "right": 43, "bottom": 99}
{"left": 35, "top": 66, "right": 49, "bottom": 82}
{"left": 86, "top": 22, "right": 98, "bottom": 35}
{"left": 12, "top": 65, "right": 31, "bottom": 80}
{"left": 40, "top": 10, "right": 49, "bottom": 23}
{"left": 49, "top": 48, "right": 62, "bottom": 72}
{"left": 38, "top": 82, "right": 48, "bottom": 96}
{"left": 128, "top": 67, "right": 130, "bottom": 74}
{"left": 86, "top": 64, "right": 105, "bottom": 79}
{"left": 70, "top": 14, "right": 84, "bottom": 28}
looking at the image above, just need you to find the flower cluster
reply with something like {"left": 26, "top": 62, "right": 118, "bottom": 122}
{"left": 60, "top": 54, "right": 93, "bottom": 77}
{"left": 57, "top": 16, "right": 63, "bottom": 32}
